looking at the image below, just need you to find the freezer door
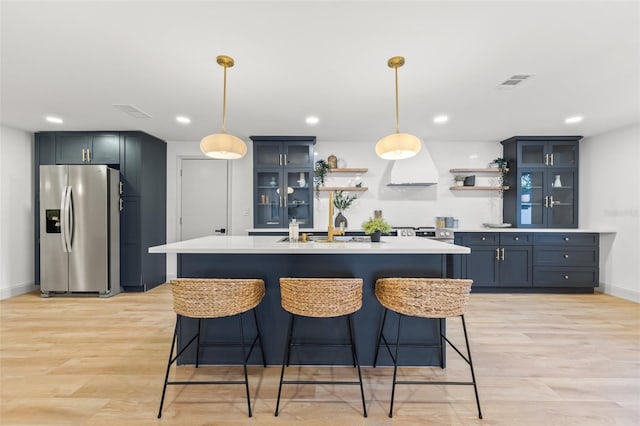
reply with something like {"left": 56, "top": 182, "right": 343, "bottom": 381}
{"left": 40, "top": 165, "right": 69, "bottom": 293}
{"left": 68, "top": 165, "right": 109, "bottom": 292}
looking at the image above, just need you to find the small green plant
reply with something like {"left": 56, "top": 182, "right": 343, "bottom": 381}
{"left": 333, "top": 191, "right": 358, "bottom": 211}
{"left": 491, "top": 157, "right": 509, "bottom": 196}
{"left": 362, "top": 216, "right": 392, "bottom": 234}
{"left": 491, "top": 157, "right": 508, "bottom": 169}
{"left": 314, "top": 159, "right": 330, "bottom": 189}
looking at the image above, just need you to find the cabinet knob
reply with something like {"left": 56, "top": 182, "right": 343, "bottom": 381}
{"left": 514, "top": 237, "right": 519, "bottom": 241}
{"left": 563, "top": 275, "right": 569, "bottom": 280}
{"left": 564, "top": 237, "right": 569, "bottom": 241}
{"left": 563, "top": 254, "right": 569, "bottom": 259}
{"left": 481, "top": 237, "right": 486, "bottom": 241}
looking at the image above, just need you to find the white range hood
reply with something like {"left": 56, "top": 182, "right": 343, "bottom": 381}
{"left": 387, "top": 141, "right": 439, "bottom": 186}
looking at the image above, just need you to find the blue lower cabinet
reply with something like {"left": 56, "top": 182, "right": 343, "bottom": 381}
{"left": 456, "top": 232, "right": 598, "bottom": 292}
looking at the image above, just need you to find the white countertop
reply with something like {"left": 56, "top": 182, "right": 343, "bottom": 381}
{"left": 455, "top": 228, "right": 616, "bottom": 233}
{"left": 149, "top": 235, "right": 471, "bottom": 255}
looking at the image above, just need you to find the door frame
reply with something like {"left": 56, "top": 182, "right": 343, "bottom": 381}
{"left": 176, "top": 156, "right": 232, "bottom": 240}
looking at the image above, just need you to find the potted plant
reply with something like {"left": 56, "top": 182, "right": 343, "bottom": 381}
{"left": 362, "top": 216, "right": 392, "bottom": 242}
{"left": 333, "top": 190, "right": 358, "bottom": 228}
{"left": 490, "top": 157, "right": 509, "bottom": 195}
{"left": 454, "top": 175, "right": 466, "bottom": 186}
{"left": 314, "top": 159, "right": 330, "bottom": 195}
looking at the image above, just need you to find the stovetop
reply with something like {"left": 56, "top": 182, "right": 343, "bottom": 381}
{"left": 392, "top": 226, "right": 454, "bottom": 239}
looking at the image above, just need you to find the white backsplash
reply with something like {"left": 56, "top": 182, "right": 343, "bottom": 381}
{"left": 313, "top": 140, "right": 504, "bottom": 229}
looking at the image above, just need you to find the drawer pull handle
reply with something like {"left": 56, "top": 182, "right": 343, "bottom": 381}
{"left": 563, "top": 254, "right": 569, "bottom": 259}
{"left": 563, "top": 275, "right": 569, "bottom": 280}
{"left": 564, "top": 237, "right": 569, "bottom": 241}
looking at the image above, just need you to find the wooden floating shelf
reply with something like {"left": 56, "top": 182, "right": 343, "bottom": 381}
{"left": 450, "top": 186, "right": 510, "bottom": 191}
{"left": 328, "top": 168, "right": 368, "bottom": 173}
{"left": 317, "top": 187, "right": 368, "bottom": 191}
{"left": 449, "top": 168, "right": 509, "bottom": 173}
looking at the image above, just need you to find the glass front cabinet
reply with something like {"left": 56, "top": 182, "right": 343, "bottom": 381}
{"left": 502, "top": 136, "right": 581, "bottom": 228}
{"left": 251, "top": 136, "right": 315, "bottom": 228}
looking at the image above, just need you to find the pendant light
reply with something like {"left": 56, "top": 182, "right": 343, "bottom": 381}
{"left": 200, "top": 55, "right": 247, "bottom": 159}
{"left": 375, "top": 56, "right": 422, "bottom": 160}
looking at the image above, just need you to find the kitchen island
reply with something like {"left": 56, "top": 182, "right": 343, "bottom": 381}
{"left": 149, "top": 236, "right": 470, "bottom": 366}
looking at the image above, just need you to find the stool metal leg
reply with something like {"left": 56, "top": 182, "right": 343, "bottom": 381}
{"left": 461, "top": 315, "right": 483, "bottom": 419}
{"left": 346, "top": 316, "right": 356, "bottom": 368}
{"left": 253, "top": 308, "right": 267, "bottom": 367}
{"left": 238, "top": 314, "right": 252, "bottom": 417}
{"left": 389, "top": 313, "right": 403, "bottom": 418}
{"left": 348, "top": 314, "right": 368, "bottom": 417}
{"left": 275, "top": 313, "right": 295, "bottom": 416}
{"left": 157, "top": 315, "right": 179, "bottom": 418}
{"left": 195, "top": 318, "right": 202, "bottom": 368}
{"left": 373, "top": 308, "right": 388, "bottom": 368}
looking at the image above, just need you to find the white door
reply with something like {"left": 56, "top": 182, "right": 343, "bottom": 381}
{"left": 180, "top": 159, "right": 228, "bottom": 240}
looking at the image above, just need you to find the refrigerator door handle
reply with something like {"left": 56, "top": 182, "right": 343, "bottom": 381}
{"left": 61, "top": 185, "right": 74, "bottom": 252}
{"left": 60, "top": 186, "right": 69, "bottom": 252}
{"left": 67, "top": 186, "right": 74, "bottom": 252}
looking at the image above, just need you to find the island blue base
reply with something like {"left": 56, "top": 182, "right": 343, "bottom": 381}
{"left": 176, "top": 253, "right": 450, "bottom": 367}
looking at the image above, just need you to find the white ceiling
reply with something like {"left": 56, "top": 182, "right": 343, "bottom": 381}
{"left": 2, "top": 1, "right": 639, "bottom": 144}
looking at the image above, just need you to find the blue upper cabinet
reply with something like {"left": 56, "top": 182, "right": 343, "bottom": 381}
{"left": 501, "top": 136, "right": 581, "bottom": 228}
{"left": 55, "top": 132, "right": 120, "bottom": 164}
{"left": 251, "top": 136, "right": 316, "bottom": 228}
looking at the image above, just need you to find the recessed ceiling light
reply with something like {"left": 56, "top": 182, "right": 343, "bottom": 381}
{"left": 45, "top": 116, "right": 63, "bottom": 124}
{"left": 433, "top": 115, "right": 449, "bottom": 124}
{"left": 564, "top": 115, "right": 583, "bottom": 124}
{"left": 176, "top": 116, "right": 191, "bottom": 124}
{"left": 305, "top": 116, "right": 319, "bottom": 125}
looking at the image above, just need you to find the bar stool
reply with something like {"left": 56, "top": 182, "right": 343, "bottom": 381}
{"left": 275, "top": 278, "right": 367, "bottom": 417}
{"left": 373, "top": 278, "right": 482, "bottom": 419}
{"left": 157, "top": 278, "right": 266, "bottom": 418}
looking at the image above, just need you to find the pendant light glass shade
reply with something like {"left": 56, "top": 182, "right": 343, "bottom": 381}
{"left": 375, "top": 133, "right": 421, "bottom": 160}
{"left": 200, "top": 133, "right": 247, "bottom": 159}
{"left": 200, "top": 55, "right": 247, "bottom": 160}
{"left": 376, "top": 56, "right": 421, "bottom": 160}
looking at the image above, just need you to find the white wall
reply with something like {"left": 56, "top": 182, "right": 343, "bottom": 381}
{"left": 580, "top": 123, "right": 640, "bottom": 302}
{"left": 0, "top": 125, "right": 36, "bottom": 299}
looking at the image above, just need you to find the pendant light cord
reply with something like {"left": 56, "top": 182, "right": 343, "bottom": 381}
{"left": 221, "top": 65, "right": 228, "bottom": 133}
{"left": 394, "top": 65, "right": 400, "bottom": 134}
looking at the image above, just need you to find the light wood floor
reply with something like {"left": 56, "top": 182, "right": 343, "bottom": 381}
{"left": 1, "top": 284, "right": 638, "bottom": 425}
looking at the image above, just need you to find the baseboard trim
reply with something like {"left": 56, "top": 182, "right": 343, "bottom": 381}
{"left": 0, "top": 281, "right": 38, "bottom": 300}
{"left": 597, "top": 284, "right": 640, "bottom": 303}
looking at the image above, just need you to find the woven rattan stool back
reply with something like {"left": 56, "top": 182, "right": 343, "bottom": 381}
{"left": 279, "top": 278, "right": 363, "bottom": 318}
{"left": 375, "top": 278, "right": 472, "bottom": 318}
{"left": 170, "top": 279, "right": 265, "bottom": 319}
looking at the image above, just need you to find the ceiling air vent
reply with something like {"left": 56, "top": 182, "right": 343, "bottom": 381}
{"left": 498, "top": 74, "right": 533, "bottom": 88}
{"left": 113, "top": 104, "right": 152, "bottom": 118}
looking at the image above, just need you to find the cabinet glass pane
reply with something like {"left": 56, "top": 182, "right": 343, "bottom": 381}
{"left": 520, "top": 171, "right": 545, "bottom": 225}
{"left": 285, "top": 144, "right": 311, "bottom": 166}
{"left": 256, "top": 171, "right": 282, "bottom": 226}
{"left": 551, "top": 144, "right": 577, "bottom": 166}
{"left": 521, "top": 144, "right": 545, "bottom": 165}
{"left": 286, "top": 171, "right": 311, "bottom": 225}
{"left": 549, "top": 171, "right": 576, "bottom": 226}
{"left": 255, "top": 144, "right": 281, "bottom": 166}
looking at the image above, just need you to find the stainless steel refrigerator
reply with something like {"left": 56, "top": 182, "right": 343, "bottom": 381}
{"left": 40, "top": 165, "right": 120, "bottom": 297}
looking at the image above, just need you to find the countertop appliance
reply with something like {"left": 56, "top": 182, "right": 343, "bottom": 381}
{"left": 39, "top": 165, "right": 120, "bottom": 297}
{"left": 393, "top": 226, "right": 455, "bottom": 243}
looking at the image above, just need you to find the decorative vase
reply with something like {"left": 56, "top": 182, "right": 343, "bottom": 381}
{"left": 553, "top": 175, "right": 562, "bottom": 188}
{"left": 297, "top": 172, "right": 306, "bottom": 187}
{"left": 334, "top": 211, "right": 347, "bottom": 228}
{"left": 370, "top": 231, "right": 382, "bottom": 242}
{"left": 328, "top": 154, "right": 338, "bottom": 169}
